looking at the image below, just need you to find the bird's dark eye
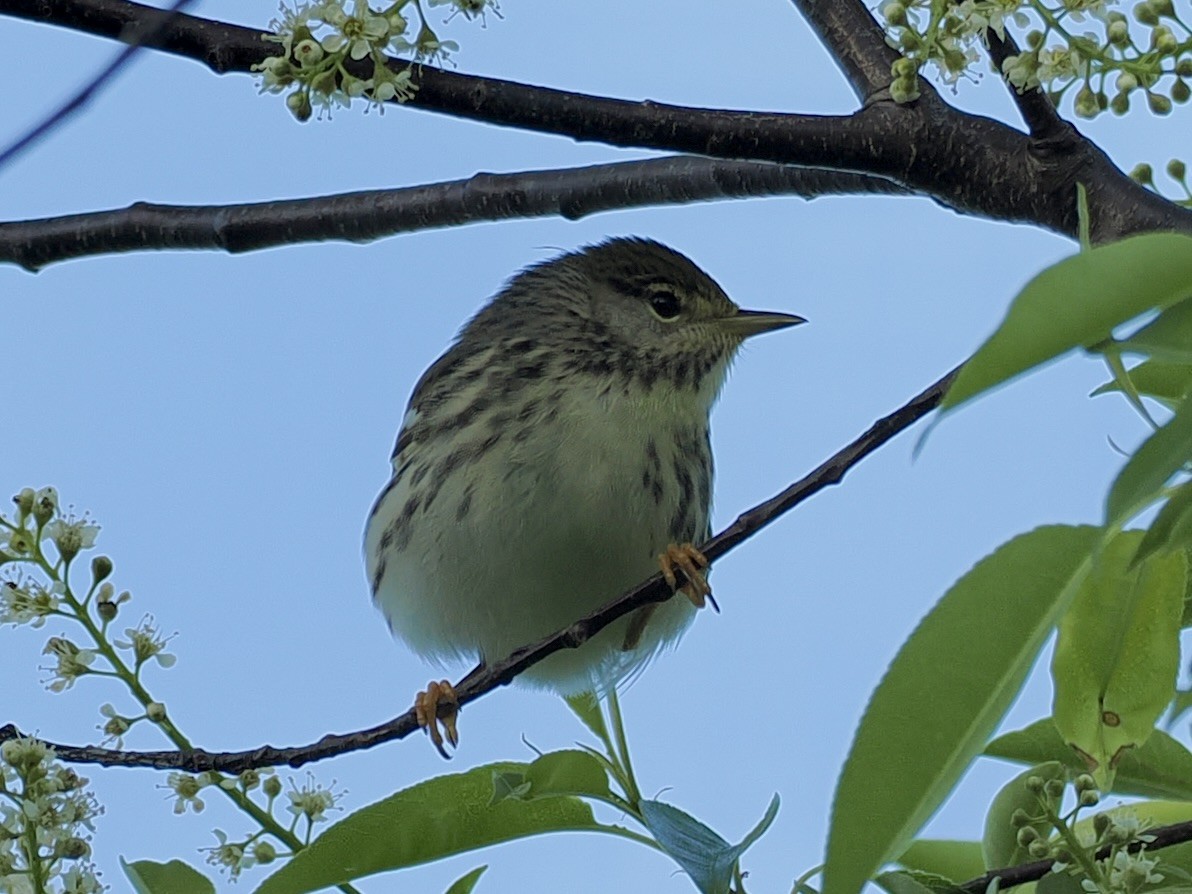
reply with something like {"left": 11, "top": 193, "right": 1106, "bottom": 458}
{"left": 648, "top": 290, "right": 682, "bottom": 321}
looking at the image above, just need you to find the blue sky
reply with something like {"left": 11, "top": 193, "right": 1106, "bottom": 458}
{"left": 2, "top": 2, "right": 1186, "bottom": 892}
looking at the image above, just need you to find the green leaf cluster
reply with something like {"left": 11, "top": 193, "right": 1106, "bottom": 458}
{"left": 824, "top": 232, "right": 1192, "bottom": 894}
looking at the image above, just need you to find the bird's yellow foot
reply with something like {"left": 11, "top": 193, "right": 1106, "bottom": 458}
{"left": 414, "top": 679, "right": 459, "bottom": 758}
{"left": 659, "top": 543, "right": 712, "bottom": 608}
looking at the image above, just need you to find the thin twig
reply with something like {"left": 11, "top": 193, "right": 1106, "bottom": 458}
{"left": 0, "top": 157, "right": 911, "bottom": 271}
{"left": 0, "top": 0, "right": 196, "bottom": 171}
{"left": 0, "top": 364, "right": 960, "bottom": 771}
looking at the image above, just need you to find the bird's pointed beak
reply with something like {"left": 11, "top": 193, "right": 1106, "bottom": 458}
{"left": 719, "top": 309, "right": 807, "bottom": 338}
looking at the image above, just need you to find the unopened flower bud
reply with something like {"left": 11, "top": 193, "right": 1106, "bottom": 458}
{"left": 1135, "top": 4, "right": 1159, "bottom": 25}
{"left": 1150, "top": 0, "right": 1175, "bottom": 18}
{"left": 1043, "top": 778, "right": 1065, "bottom": 800}
{"left": 146, "top": 701, "right": 167, "bottom": 723}
{"left": 1153, "top": 27, "right": 1178, "bottom": 53}
{"left": 32, "top": 487, "right": 57, "bottom": 525}
{"left": 1172, "top": 80, "right": 1191, "bottom": 104}
{"left": 286, "top": 90, "right": 313, "bottom": 122}
{"left": 1027, "top": 839, "right": 1051, "bottom": 859}
{"left": 253, "top": 841, "right": 278, "bottom": 864}
{"left": 890, "top": 77, "right": 920, "bottom": 104}
{"left": 1148, "top": 91, "right": 1173, "bottom": 114}
{"left": 7, "top": 528, "right": 33, "bottom": 555}
{"left": 13, "top": 488, "right": 34, "bottom": 516}
{"left": 1131, "top": 162, "right": 1155, "bottom": 185}
{"left": 1093, "top": 812, "right": 1112, "bottom": 837}
{"left": 263, "top": 776, "right": 283, "bottom": 798}
{"left": 1074, "top": 86, "right": 1099, "bottom": 118}
{"left": 91, "top": 555, "right": 113, "bottom": 583}
{"left": 1017, "top": 826, "right": 1040, "bottom": 846}
{"left": 882, "top": 2, "right": 907, "bottom": 26}
{"left": 1078, "top": 789, "right": 1100, "bottom": 807}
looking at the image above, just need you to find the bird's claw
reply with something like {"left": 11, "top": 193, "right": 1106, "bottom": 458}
{"left": 414, "top": 679, "right": 460, "bottom": 758}
{"left": 659, "top": 543, "right": 713, "bottom": 609}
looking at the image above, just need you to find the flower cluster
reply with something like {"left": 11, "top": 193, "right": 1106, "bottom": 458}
{"left": 879, "top": 0, "right": 1192, "bottom": 118}
{"left": 0, "top": 738, "right": 104, "bottom": 893}
{"left": 1006, "top": 771, "right": 1169, "bottom": 894}
{"left": 254, "top": 0, "right": 500, "bottom": 120}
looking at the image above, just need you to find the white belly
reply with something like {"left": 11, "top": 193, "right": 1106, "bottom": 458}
{"left": 365, "top": 387, "right": 710, "bottom": 693}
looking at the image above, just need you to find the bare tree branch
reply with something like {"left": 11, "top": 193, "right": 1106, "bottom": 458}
{"left": 5, "top": 0, "right": 1190, "bottom": 245}
{"left": 0, "top": 157, "right": 910, "bottom": 270}
{"left": 1, "top": 364, "right": 958, "bottom": 771}
{"left": 788, "top": 0, "right": 901, "bottom": 101}
{"left": 982, "top": 28, "right": 1069, "bottom": 140}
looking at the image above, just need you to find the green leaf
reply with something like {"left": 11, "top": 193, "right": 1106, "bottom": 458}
{"left": 444, "top": 866, "right": 487, "bottom": 894}
{"left": 1037, "top": 871, "right": 1085, "bottom": 894}
{"left": 564, "top": 692, "right": 614, "bottom": 753}
{"left": 1119, "top": 297, "right": 1192, "bottom": 362}
{"left": 1106, "top": 398, "right": 1192, "bottom": 525}
{"left": 875, "top": 870, "right": 967, "bottom": 894}
{"left": 489, "top": 770, "right": 532, "bottom": 805}
{"left": 1134, "top": 481, "right": 1192, "bottom": 566}
{"left": 639, "top": 794, "right": 779, "bottom": 894}
{"left": 896, "top": 840, "right": 985, "bottom": 882}
{"left": 824, "top": 525, "right": 1100, "bottom": 894}
{"left": 1052, "top": 533, "right": 1185, "bottom": 788}
{"left": 1170, "top": 688, "right": 1192, "bottom": 728}
{"left": 525, "top": 749, "right": 612, "bottom": 800}
{"left": 987, "top": 719, "right": 1192, "bottom": 801}
{"left": 252, "top": 761, "right": 603, "bottom": 894}
{"left": 121, "top": 858, "right": 215, "bottom": 894}
{"left": 1091, "top": 360, "right": 1192, "bottom": 405}
{"left": 982, "top": 762, "right": 1066, "bottom": 869}
{"left": 942, "top": 233, "right": 1192, "bottom": 412}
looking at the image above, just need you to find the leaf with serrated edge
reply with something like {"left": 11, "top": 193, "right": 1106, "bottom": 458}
{"left": 897, "top": 840, "right": 985, "bottom": 882}
{"left": 639, "top": 794, "right": 778, "bottom": 894}
{"left": 252, "top": 760, "right": 602, "bottom": 894}
{"left": 525, "top": 749, "right": 611, "bottom": 800}
{"left": 824, "top": 525, "right": 1100, "bottom": 894}
{"left": 942, "top": 233, "right": 1192, "bottom": 412}
{"left": 1107, "top": 398, "right": 1192, "bottom": 525}
{"left": 876, "top": 870, "right": 967, "bottom": 894}
{"left": 1134, "top": 481, "right": 1192, "bottom": 566}
{"left": 1052, "top": 533, "right": 1185, "bottom": 788}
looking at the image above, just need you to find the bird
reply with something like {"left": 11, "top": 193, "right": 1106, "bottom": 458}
{"left": 364, "top": 237, "right": 804, "bottom": 752}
